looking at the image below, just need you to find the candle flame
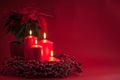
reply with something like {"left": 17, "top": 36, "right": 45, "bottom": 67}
{"left": 43, "top": 32, "right": 46, "bottom": 39}
{"left": 51, "top": 50, "right": 54, "bottom": 57}
{"left": 29, "top": 30, "right": 32, "bottom": 36}
{"left": 35, "top": 40, "right": 38, "bottom": 44}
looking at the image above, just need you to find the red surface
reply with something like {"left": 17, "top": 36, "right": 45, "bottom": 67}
{"left": 0, "top": 65, "right": 120, "bottom": 80}
{"left": 0, "top": 0, "right": 120, "bottom": 79}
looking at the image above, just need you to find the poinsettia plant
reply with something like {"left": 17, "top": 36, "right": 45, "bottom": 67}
{"left": 4, "top": 8, "right": 46, "bottom": 43}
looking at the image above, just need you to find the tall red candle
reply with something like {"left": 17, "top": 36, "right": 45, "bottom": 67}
{"left": 31, "top": 40, "right": 42, "bottom": 61}
{"left": 24, "top": 30, "right": 37, "bottom": 60}
{"left": 38, "top": 32, "right": 53, "bottom": 61}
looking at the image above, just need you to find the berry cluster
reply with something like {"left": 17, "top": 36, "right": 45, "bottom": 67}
{"left": 1, "top": 54, "right": 82, "bottom": 78}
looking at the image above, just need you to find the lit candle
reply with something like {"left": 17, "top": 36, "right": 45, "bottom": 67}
{"left": 38, "top": 32, "right": 53, "bottom": 61}
{"left": 24, "top": 30, "right": 37, "bottom": 60}
{"left": 31, "top": 40, "right": 42, "bottom": 61}
{"left": 49, "top": 50, "right": 60, "bottom": 62}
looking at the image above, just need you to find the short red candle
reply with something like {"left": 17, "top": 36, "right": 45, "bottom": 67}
{"left": 49, "top": 57, "right": 60, "bottom": 62}
{"left": 24, "top": 30, "right": 37, "bottom": 60}
{"left": 49, "top": 50, "right": 60, "bottom": 62}
{"left": 31, "top": 40, "right": 42, "bottom": 61}
{"left": 38, "top": 32, "right": 53, "bottom": 61}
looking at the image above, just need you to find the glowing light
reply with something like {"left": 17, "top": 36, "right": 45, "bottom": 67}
{"left": 35, "top": 40, "right": 38, "bottom": 44}
{"left": 43, "top": 40, "right": 47, "bottom": 43}
{"left": 43, "top": 32, "right": 46, "bottom": 39}
{"left": 51, "top": 50, "right": 54, "bottom": 57}
{"left": 50, "top": 57, "right": 54, "bottom": 61}
{"left": 29, "top": 30, "right": 32, "bottom": 36}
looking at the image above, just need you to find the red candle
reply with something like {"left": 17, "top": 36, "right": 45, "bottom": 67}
{"left": 49, "top": 50, "right": 60, "bottom": 62}
{"left": 31, "top": 40, "right": 42, "bottom": 61}
{"left": 49, "top": 57, "right": 60, "bottom": 62}
{"left": 38, "top": 32, "right": 53, "bottom": 61}
{"left": 24, "top": 30, "right": 37, "bottom": 60}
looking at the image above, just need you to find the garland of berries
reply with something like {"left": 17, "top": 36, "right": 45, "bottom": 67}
{"left": 1, "top": 54, "right": 82, "bottom": 78}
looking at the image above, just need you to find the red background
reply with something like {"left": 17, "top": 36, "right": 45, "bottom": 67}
{"left": 0, "top": 0, "right": 120, "bottom": 79}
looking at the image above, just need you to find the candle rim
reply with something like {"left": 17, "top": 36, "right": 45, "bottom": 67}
{"left": 32, "top": 44, "right": 42, "bottom": 48}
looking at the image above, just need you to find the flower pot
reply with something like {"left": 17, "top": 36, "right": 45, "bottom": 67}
{"left": 10, "top": 41, "right": 24, "bottom": 57}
